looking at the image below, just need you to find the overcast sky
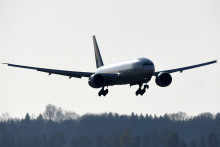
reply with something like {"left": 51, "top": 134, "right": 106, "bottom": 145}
{"left": 0, "top": 0, "right": 220, "bottom": 118}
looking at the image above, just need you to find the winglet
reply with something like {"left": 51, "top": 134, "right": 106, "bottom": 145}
{"left": 93, "top": 35, "right": 104, "bottom": 68}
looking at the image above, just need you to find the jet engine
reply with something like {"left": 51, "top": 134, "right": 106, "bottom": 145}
{"left": 155, "top": 72, "right": 172, "bottom": 87}
{"left": 88, "top": 74, "right": 106, "bottom": 88}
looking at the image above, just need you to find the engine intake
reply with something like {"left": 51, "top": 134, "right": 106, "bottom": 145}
{"left": 155, "top": 72, "right": 172, "bottom": 87}
{"left": 88, "top": 74, "right": 105, "bottom": 88}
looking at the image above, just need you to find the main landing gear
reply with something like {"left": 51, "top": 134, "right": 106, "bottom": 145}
{"left": 136, "top": 84, "right": 149, "bottom": 96}
{"left": 98, "top": 87, "right": 109, "bottom": 96}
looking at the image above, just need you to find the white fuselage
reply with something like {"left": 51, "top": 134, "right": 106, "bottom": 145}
{"left": 95, "top": 57, "right": 155, "bottom": 86}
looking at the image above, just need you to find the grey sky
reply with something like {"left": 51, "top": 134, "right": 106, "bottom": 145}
{"left": 0, "top": 0, "right": 220, "bottom": 118}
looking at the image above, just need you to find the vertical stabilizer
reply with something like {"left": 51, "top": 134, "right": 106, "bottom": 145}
{"left": 93, "top": 35, "right": 104, "bottom": 68}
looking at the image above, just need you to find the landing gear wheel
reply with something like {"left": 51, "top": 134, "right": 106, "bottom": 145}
{"left": 144, "top": 85, "right": 149, "bottom": 89}
{"left": 98, "top": 87, "right": 109, "bottom": 96}
{"left": 135, "top": 84, "right": 149, "bottom": 96}
{"left": 136, "top": 88, "right": 141, "bottom": 96}
{"left": 140, "top": 89, "right": 145, "bottom": 96}
{"left": 103, "top": 89, "right": 108, "bottom": 96}
{"left": 98, "top": 91, "right": 102, "bottom": 96}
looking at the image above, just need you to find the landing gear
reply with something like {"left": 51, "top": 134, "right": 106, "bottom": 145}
{"left": 98, "top": 87, "right": 109, "bottom": 96}
{"left": 136, "top": 84, "right": 149, "bottom": 96}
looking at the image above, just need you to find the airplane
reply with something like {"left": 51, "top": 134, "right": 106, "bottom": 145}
{"left": 2, "top": 36, "right": 217, "bottom": 96}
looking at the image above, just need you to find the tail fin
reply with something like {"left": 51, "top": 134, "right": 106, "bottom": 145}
{"left": 93, "top": 35, "right": 104, "bottom": 68}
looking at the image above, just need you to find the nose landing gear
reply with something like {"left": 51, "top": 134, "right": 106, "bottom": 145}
{"left": 98, "top": 87, "right": 109, "bottom": 96}
{"left": 136, "top": 84, "right": 149, "bottom": 96}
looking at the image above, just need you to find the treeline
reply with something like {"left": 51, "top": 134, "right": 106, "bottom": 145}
{"left": 0, "top": 104, "right": 220, "bottom": 147}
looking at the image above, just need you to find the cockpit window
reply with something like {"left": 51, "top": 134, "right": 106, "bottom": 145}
{"left": 143, "top": 63, "right": 153, "bottom": 66}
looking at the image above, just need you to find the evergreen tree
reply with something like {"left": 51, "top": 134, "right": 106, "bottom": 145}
{"left": 207, "top": 132, "right": 219, "bottom": 147}
{"left": 190, "top": 139, "right": 197, "bottom": 147}
{"left": 166, "top": 131, "right": 179, "bottom": 147}
{"left": 49, "top": 132, "right": 65, "bottom": 147}
{"left": 198, "top": 137, "right": 206, "bottom": 147}
{"left": 120, "top": 129, "right": 133, "bottom": 147}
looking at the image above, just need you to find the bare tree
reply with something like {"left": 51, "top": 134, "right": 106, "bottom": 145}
{"left": 0, "top": 112, "right": 10, "bottom": 122}
{"left": 43, "top": 104, "right": 57, "bottom": 121}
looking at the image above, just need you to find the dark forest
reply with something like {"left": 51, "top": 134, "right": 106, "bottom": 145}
{"left": 0, "top": 104, "right": 219, "bottom": 147}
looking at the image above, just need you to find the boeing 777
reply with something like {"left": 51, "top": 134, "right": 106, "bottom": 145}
{"left": 3, "top": 36, "right": 217, "bottom": 96}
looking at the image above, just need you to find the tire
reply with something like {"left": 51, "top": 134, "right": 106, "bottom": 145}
{"left": 136, "top": 90, "right": 140, "bottom": 96}
{"left": 98, "top": 91, "right": 102, "bottom": 96}
{"left": 103, "top": 89, "right": 108, "bottom": 96}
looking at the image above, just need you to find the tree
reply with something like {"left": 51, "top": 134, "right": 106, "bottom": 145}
{"left": 0, "top": 112, "right": 10, "bottom": 122}
{"left": 48, "top": 132, "right": 65, "bottom": 147}
{"left": 37, "top": 114, "right": 44, "bottom": 121}
{"left": 142, "top": 132, "right": 160, "bottom": 147}
{"left": 71, "top": 135, "right": 90, "bottom": 147}
{"left": 1, "top": 134, "right": 15, "bottom": 147}
{"left": 166, "top": 131, "right": 179, "bottom": 147}
{"left": 207, "top": 132, "right": 219, "bottom": 147}
{"left": 64, "top": 111, "right": 79, "bottom": 120}
{"left": 43, "top": 104, "right": 78, "bottom": 122}
{"left": 190, "top": 139, "right": 197, "bottom": 147}
{"left": 39, "top": 134, "right": 48, "bottom": 147}
{"left": 95, "top": 134, "right": 105, "bottom": 147}
{"left": 104, "top": 134, "right": 120, "bottom": 147}
{"left": 120, "top": 129, "right": 133, "bottom": 147}
{"left": 179, "top": 139, "right": 187, "bottom": 147}
{"left": 24, "top": 113, "right": 31, "bottom": 123}
{"left": 133, "top": 136, "right": 140, "bottom": 147}
{"left": 21, "top": 113, "right": 31, "bottom": 136}
{"left": 198, "top": 137, "right": 206, "bottom": 147}
{"left": 168, "top": 112, "right": 188, "bottom": 121}
{"left": 43, "top": 104, "right": 57, "bottom": 121}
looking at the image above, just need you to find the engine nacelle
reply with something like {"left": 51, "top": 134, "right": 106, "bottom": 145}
{"left": 88, "top": 74, "right": 106, "bottom": 88}
{"left": 155, "top": 72, "right": 172, "bottom": 87}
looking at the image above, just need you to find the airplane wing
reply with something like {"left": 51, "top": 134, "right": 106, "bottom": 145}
{"left": 154, "top": 60, "right": 217, "bottom": 76}
{"left": 2, "top": 63, "right": 94, "bottom": 78}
